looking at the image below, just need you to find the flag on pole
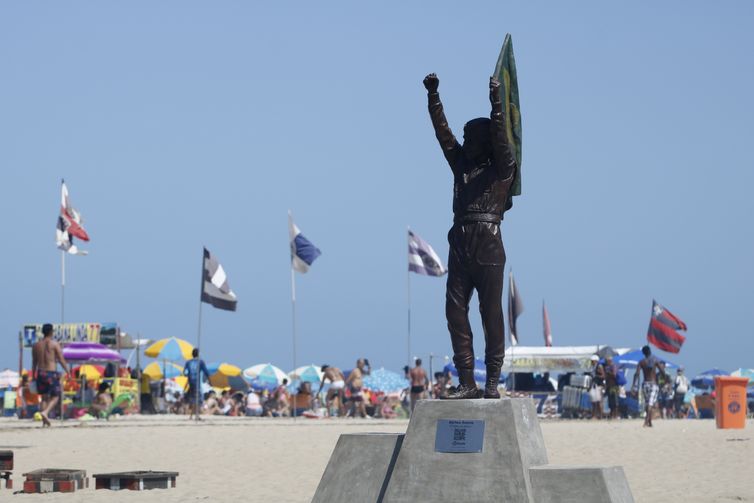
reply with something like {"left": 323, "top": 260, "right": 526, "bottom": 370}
{"left": 201, "top": 248, "right": 237, "bottom": 311}
{"left": 542, "top": 301, "right": 553, "bottom": 347}
{"left": 647, "top": 300, "right": 687, "bottom": 354}
{"left": 493, "top": 33, "right": 522, "bottom": 211}
{"left": 507, "top": 271, "right": 524, "bottom": 345}
{"left": 56, "top": 179, "right": 90, "bottom": 255}
{"left": 408, "top": 229, "right": 446, "bottom": 277}
{"left": 289, "top": 213, "right": 321, "bottom": 273}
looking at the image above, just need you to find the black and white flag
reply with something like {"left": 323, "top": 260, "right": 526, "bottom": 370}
{"left": 201, "top": 247, "right": 237, "bottom": 312}
{"left": 408, "top": 229, "right": 446, "bottom": 277}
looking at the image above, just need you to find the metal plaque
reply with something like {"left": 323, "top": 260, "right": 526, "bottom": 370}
{"left": 434, "top": 419, "right": 485, "bottom": 453}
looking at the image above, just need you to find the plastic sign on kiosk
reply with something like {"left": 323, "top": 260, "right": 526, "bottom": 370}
{"left": 715, "top": 376, "right": 749, "bottom": 429}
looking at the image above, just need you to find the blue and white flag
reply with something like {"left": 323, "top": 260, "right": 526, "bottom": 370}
{"left": 408, "top": 229, "right": 446, "bottom": 277}
{"left": 289, "top": 212, "right": 321, "bottom": 273}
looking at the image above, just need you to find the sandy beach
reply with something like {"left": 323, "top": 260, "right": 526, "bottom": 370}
{"left": 0, "top": 415, "right": 752, "bottom": 502}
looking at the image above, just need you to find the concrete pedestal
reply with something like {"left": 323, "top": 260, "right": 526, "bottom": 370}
{"left": 529, "top": 466, "right": 634, "bottom": 503}
{"left": 311, "top": 398, "right": 634, "bottom": 503}
{"left": 383, "top": 399, "right": 546, "bottom": 503}
{"left": 311, "top": 433, "right": 403, "bottom": 503}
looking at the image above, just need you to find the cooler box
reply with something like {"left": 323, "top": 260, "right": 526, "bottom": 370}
{"left": 715, "top": 376, "right": 749, "bottom": 429}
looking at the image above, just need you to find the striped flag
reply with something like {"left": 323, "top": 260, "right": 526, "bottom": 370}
{"left": 289, "top": 212, "right": 321, "bottom": 274}
{"left": 507, "top": 271, "right": 524, "bottom": 345}
{"left": 200, "top": 248, "right": 237, "bottom": 311}
{"left": 56, "top": 179, "right": 90, "bottom": 255}
{"left": 542, "top": 301, "right": 553, "bottom": 347}
{"left": 647, "top": 300, "right": 686, "bottom": 353}
{"left": 408, "top": 229, "right": 446, "bottom": 277}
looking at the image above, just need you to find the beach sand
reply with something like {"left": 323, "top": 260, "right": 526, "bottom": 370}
{"left": 0, "top": 415, "right": 752, "bottom": 502}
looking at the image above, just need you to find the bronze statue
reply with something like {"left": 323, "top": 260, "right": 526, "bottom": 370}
{"left": 423, "top": 73, "right": 517, "bottom": 399}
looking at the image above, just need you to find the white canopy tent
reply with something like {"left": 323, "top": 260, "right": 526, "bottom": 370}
{"left": 502, "top": 346, "right": 631, "bottom": 374}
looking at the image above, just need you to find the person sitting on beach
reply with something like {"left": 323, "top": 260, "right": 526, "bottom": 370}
{"left": 203, "top": 390, "right": 221, "bottom": 415}
{"left": 293, "top": 381, "right": 312, "bottom": 416}
{"left": 31, "top": 323, "right": 70, "bottom": 427}
{"left": 88, "top": 382, "right": 113, "bottom": 419}
{"left": 380, "top": 396, "right": 397, "bottom": 419}
{"left": 632, "top": 345, "right": 664, "bottom": 427}
{"left": 319, "top": 365, "right": 346, "bottom": 416}
{"left": 245, "top": 390, "right": 263, "bottom": 417}
{"left": 273, "top": 379, "right": 290, "bottom": 416}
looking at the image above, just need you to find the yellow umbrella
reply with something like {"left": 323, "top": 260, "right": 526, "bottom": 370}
{"left": 207, "top": 363, "right": 247, "bottom": 390}
{"left": 143, "top": 361, "right": 184, "bottom": 380}
{"left": 144, "top": 337, "right": 194, "bottom": 361}
{"left": 75, "top": 364, "right": 105, "bottom": 379}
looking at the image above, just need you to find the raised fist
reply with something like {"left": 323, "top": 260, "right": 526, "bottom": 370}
{"left": 423, "top": 73, "right": 439, "bottom": 93}
{"left": 489, "top": 76, "right": 502, "bottom": 103}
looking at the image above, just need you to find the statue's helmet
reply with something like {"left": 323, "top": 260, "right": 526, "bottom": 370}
{"left": 463, "top": 117, "right": 492, "bottom": 163}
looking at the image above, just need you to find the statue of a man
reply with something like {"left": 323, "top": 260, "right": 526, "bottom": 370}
{"left": 423, "top": 73, "right": 517, "bottom": 399}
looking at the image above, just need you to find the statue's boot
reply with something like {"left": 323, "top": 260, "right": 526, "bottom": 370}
{"left": 444, "top": 369, "right": 483, "bottom": 399}
{"left": 484, "top": 366, "right": 502, "bottom": 399}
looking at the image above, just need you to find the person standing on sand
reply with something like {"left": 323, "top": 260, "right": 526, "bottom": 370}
{"left": 409, "top": 358, "right": 429, "bottom": 414}
{"left": 345, "top": 359, "right": 368, "bottom": 418}
{"left": 31, "top": 323, "right": 70, "bottom": 427}
{"left": 183, "top": 348, "right": 210, "bottom": 420}
{"left": 319, "top": 365, "right": 346, "bottom": 416}
{"left": 632, "top": 345, "right": 663, "bottom": 427}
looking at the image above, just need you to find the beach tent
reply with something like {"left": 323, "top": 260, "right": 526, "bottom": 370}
{"left": 501, "top": 346, "right": 631, "bottom": 374}
{"left": 614, "top": 349, "right": 678, "bottom": 369}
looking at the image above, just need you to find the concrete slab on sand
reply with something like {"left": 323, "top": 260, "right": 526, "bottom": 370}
{"left": 529, "top": 465, "right": 635, "bottom": 503}
{"left": 382, "top": 398, "right": 548, "bottom": 503}
{"left": 311, "top": 433, "right": 403, "bottom": 503}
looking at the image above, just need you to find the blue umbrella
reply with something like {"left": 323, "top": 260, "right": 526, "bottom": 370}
{"left": 443, "top": 358, "right": 487, "bottom": 384}
{"left": 691, "top": 368, "right": 729, "bottom": 390}
{"left": 614, "top": 349, "right": 678, "bottom": 369}
{"left": 363, "top": 368, "right": 409, "bottom": 393}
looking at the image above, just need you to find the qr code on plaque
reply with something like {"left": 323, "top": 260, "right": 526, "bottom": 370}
{"left": 453, "top": 427, "right": 466, "bottom": 442}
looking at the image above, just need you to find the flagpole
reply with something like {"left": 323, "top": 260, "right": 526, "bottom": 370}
{"left": 407, "top": 227, "right": 412, "bottom": 368}
{"left": 61, "top": 250, "right": 65, "bottom": 324}
{"left": 290, "top": 264, "right": 298, "bottom": 419}
{"left": 196, "top": 251, "right": 204, "bottom": 423}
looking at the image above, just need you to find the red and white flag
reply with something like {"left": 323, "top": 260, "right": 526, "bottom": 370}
{"left": 542, "top": 301, "right": 553, "bottom": 347}
{"left": 56, "top": 179, "right": 90, "bottom": 255}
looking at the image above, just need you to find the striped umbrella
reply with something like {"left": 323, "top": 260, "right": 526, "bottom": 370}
{"left": 207, "top": 363, "right": 248, "bottom": 391}
{"left": 73, "top": 364, "right": 104, "bottom": 379}
{"left": 143, "top": 361, "right": 184, "bottom": 380}
{"left": 144, "top": 337, "right": 194, "bottom": 361}
{"left": 243, "top": 363, "right": 287, "bottom": 390}
{"left": 288, "top": 364, "right": 323, "bottom": 384}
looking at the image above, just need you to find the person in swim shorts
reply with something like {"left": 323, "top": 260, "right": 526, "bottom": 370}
{"left": 409, "top": 358, "right": 429, "bottom": 415}
{"left": 319, "top": 365, "right": 346, "bottom": 416}
{"left": 632, "top": 345, "right": 663, "bottom": 427}
{"left": 31, "top": 323, "right": 70, "bottom": 427}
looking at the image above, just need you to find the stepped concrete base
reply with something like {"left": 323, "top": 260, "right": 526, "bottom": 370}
{"left": 311, "top": 433, "right": 403, "bottom": 503}
{"left": 312, "top": 398, "right": 635, "bottom": 503}
{"left": 382, "top": 399, "right": 547, "bottom": 503}
{"left": 529, "top": 466, "right": 635, "bottom": 503}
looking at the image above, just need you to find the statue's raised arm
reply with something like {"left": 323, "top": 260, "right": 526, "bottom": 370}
{"left": 424, "top": 73, "right": 463, "bottom": 174}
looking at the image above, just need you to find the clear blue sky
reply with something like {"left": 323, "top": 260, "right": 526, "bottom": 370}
{"left": 1, "top": 2, "right": 752, "bottom": 378}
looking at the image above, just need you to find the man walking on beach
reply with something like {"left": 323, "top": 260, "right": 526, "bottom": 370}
{"left": 423, "top": 73, "right": 517, "bottom": 399}
{"left": 409, "top": 358, "right": 429, "bottom": 414}
{"left": 319, "top": 365, "right": 346, "bottom": 416}
{"left": 673, "top": 367, "right": 689, "bottom": 418}
{"left": 183, "top": 348, "right": 209, "bottom": 420}
{"left": 345, "top": 359, "right": 368, "bottom": 418}
{"left": 31, "top": 323, "right": 69, "bottom": 427}
{"left": 632, "top": 345, "right": 663, "bottom": 427}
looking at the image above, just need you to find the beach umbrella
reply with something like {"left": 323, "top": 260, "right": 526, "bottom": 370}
{"left": 363, "top": 368, "right": 409, "bottom": 393}
{"left": 691, "top": 368, "right": 729, "bottom": 390}
{"left": 143, "top": 361, "right": 184, "bottom": 380}
{"left": 243, "top": 363, "right": 287, "bottom": 389}
{"left": 63, "top": 342, "right": 125, "bottom": 363}
{"left": 144, "top": 337, "right": 194, "bottom": 361}
{"left": 0, "top": 369, "right": 20, "bottom": 389}
{"left": 73, "top": 364, "right": 104, "bottom": 379}
{"left": 614, "top": 349, "right": 678, "bottom": 369}
{"left": 288, "top": 364, "right": 324, "bottom": 384}
{"left": 731, "top": 369, "right": 754, "bottom": 386}
{"left": 443, "top": 358, "right": 487, "bottom": 384}
{"left": 207, "top": 363, "right": 248, "bottom": 391}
